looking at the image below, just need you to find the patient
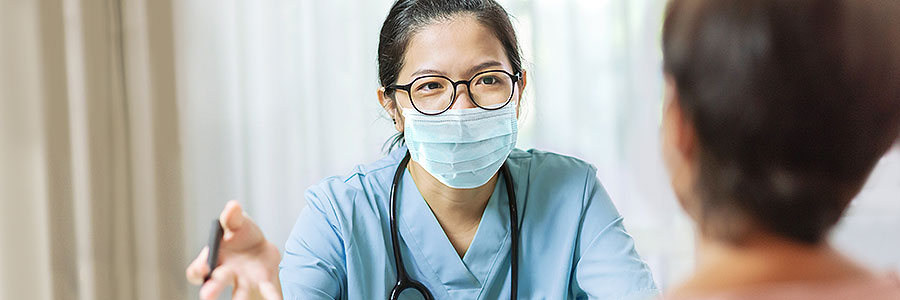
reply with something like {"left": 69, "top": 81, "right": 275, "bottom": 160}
{"left": 658, "top": 0, "right": 900, "bottom": 299}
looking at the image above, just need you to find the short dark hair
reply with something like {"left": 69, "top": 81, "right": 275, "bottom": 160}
{"left": 377, "top": 0, "right": 523, "bottom": 151}
{"left": 663, "top": 0, "right": 900, "bottom": 244}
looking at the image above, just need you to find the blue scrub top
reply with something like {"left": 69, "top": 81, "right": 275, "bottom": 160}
{"left": 280, "top": 146, "right": 658, "bottom": 300}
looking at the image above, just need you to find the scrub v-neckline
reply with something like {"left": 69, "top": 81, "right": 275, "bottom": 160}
{"left": 396, "top": 169, "right": 512, "bottom": 298}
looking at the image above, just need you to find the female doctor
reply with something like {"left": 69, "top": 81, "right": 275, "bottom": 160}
{"left": 186, "top": 0, "right": 657, "bottom": 299}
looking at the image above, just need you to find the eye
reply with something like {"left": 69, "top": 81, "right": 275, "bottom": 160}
{"left": 415, "top": 81, "right": 445, "bottom": 92}
{"left": 479, "top": 76, "right": 499, "bottom": 85}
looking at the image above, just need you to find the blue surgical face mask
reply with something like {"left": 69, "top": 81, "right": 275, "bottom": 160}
{"left": 402, "top": 104, "right": 518, "bottom": 189}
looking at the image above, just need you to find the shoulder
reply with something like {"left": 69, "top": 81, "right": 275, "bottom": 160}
{"left": 304, "top": 148, "right": 405, "bottom": 216}
{"left": 662, "top": 274, "right": 900, "bottom": 300}
{"left": 510, "top": 148, "right": 614, "bottom": 206}
{"left": 509, "top": 148, "right": 623, "bottom": 223}
{"left": 507, "top": 148, "right": 601, "bottom": 196}
{"left": 508, "top": 148, "right": 598, "bottom": 180}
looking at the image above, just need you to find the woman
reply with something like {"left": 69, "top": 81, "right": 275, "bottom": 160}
{"left": 659, "top": 0, "right": 900, "bottom": 299}
{"left": 185, "top": 0, "right": 658, "bottom": 299}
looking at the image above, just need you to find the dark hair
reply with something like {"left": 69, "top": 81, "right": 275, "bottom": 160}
{"left": 378, "top": 0, "right": 524, "bottom": 151}
{"left": 663, "top": 0, "right": 900, "bottom": 244}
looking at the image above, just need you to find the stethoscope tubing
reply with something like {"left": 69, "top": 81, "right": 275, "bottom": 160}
{"left": 388, "top": 151, "right": 518, "bottom": 300}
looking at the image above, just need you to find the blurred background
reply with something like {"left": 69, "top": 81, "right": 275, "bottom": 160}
{"left": 2, "top": 0, "right": 898, "bottom": 299}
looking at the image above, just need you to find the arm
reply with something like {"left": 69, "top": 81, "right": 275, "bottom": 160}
{"left": 280, "top": 185, "right": 349, "bottom": 300}
{"left": 571, "top": 168, "right": 659, "bottom": 300}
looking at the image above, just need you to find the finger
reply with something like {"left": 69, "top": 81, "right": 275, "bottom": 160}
{"left": 220, "top": 200, "right": 245, "bottom": 240}
{"left": 200, "top": 265, "right": 236, "bottom": 300}
{"left": 219, "top": 201, "right": 266, "bottom": 251}
{"left": 258, "top": 281, "right": 283, "bottom": 300}
{"left": 186, "top": 247, "right": 210, "bottom": 285}
{"left": 231, "top": 277, "right": 251, "bottom": 300}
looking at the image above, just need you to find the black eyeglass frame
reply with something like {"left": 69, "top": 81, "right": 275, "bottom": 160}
{"left": 385, "top": 69, "right": 521, "bottom": 116}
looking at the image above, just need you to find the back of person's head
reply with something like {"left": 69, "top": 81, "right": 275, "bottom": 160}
{"left": 662, "top": 0, "right": 900, "bottom": 245}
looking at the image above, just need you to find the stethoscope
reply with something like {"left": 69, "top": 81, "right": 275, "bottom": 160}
{"left": 389, "top": 151, "right": 519, "bottom": 300}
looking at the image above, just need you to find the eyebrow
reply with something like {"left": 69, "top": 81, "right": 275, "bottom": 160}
{"left": 408, "top": 60, "right": 505, "bottom": 79}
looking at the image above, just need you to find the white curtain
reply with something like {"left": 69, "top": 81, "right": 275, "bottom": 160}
{"left": 174, "top": 0, "right": 900, "bottom": 294}
{"left": 174, "top": 0, "right": 401, "bottom": 284}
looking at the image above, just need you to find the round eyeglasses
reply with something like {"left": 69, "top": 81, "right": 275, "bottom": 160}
{"left": 386, "top": 70, "right": 521, "bottom": 115}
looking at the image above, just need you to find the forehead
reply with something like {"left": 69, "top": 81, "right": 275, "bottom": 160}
{"left": 398, "top": 15, "right": 510, "bottom": 81}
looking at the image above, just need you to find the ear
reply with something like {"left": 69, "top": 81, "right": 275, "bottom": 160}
{"left": 662, "top": 75, "right": 701, "bottom": 218}
{"left": 663, "top": 76, "right": 697, "bottom": 164}
{"left": 515, "top": 70, "right": 528, "bottom": 118}
{"left": 377, "top": 87, "right": 404, "bottom": 132}
{"left": 518, "top": 70, "right": 528, "bottom": 93}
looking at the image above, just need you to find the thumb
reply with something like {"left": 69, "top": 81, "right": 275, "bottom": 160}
{"left": 220, "top": 200, "right": 245, "bottom": 240}
{"left": 219, "top": 200, "right": 266, "bottom": 250}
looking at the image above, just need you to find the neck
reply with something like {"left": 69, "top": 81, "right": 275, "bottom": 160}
{"left": 672, "top": 231, "right": 872, "bottom": 297}
{"left": 407, "top": 159, "right": 497, "bottom": 257}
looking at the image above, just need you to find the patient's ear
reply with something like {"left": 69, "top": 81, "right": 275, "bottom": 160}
{"left": 662, "top": 76, "right": 701, "bottom": 217}
{"left": 663, "top": 81, "right": 697, "bottom": 163}
{"left": 377, "top": 88, "right": 404, "bottom": 132}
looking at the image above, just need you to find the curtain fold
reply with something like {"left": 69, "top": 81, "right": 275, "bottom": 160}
{"left": 1, "top": 0, "right": 186, "bottom": 299}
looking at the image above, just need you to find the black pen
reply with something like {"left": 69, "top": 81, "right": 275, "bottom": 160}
{"left": 204, "top": 218, "right": 224, "bottom": 283}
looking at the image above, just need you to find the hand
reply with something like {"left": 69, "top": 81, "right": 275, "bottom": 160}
{"left": 186, "top": 201, "right": 283, "bottom": 300}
